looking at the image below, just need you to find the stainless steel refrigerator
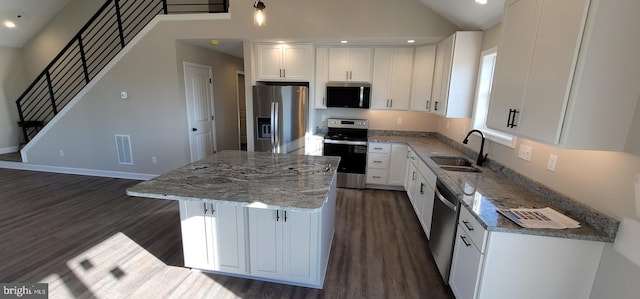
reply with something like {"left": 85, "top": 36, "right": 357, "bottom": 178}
{"left": 253, "top": 85, "right": 308, "bottom": 153}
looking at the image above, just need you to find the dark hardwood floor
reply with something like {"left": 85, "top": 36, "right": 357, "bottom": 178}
{"left": 0, "top": 168, "right": 454, "bottom": 299}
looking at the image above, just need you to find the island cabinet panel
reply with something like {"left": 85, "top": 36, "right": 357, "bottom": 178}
{"left": 248, "top": 208, "right": 320, "bottom": 285}
{"left": 179, "top": 201, "right": 247, "bottom": 275}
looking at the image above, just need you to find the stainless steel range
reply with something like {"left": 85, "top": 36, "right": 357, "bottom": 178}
{"left": 323, "top": 118, "right": 368, "bottom": 189}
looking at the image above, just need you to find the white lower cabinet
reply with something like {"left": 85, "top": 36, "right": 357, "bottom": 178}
{"left": 450, "top": 207, "right": 605, "bottom": 299}
{"left": 248, "top": 208, "right": 319, "bottom": 285}
{"left": 404, "top": 148, "right": 436, "bottom": 238}
{"left": 179, "top": 201, "right": 247, "bottom": 275}
{"left": 367, "top": 142, "right": 407, "bottom": 188}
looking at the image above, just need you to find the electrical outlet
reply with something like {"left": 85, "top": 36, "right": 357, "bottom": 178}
{"left": 547, "top": 154, "right": 558, "bottom": 172}
{"left": 518, "top": 144, "right": 532, "bottom": 161}
{"left": 58, "top": 150, "right": 64, "bottom": 157}
{"left": 397, "top": 117, "right": 403, "bottom": 125}
{"left": 152, "top": 157, "right": 157, "bottom": 164}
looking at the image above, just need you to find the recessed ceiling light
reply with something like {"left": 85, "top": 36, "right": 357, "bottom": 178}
{"left": 340, "top": 40, "right": 348, "bottom": 44}
{"left": 277, "top": 41, "right": 285, "bottom": 44}
{"left": 4, "top": 21, "right": 16, "bottom": 28}
{"left": 475, "top": 0, "right": 487, "bottom": 4}
{"left": 407, "top": 40, "right": 416, "bottom": 44}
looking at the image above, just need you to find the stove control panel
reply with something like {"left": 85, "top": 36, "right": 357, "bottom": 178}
{"left": 327, "top": 118, "right": 368, "bottom": 129}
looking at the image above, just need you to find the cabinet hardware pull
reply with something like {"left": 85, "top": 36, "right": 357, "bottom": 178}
{"left": 374, "top": 160, "right": 382, "bottom": 163}
{"left": 507, "top": 109, "right": 520, "bottom": 128}
{"left": 420, "top": 183, "right": 425, "bottom": 194}
{"left": 426, "top": 100, "right": 430, "bottom": 110}
{"left": 284, "top": 211, "right": 287, "bottom": 222}
{"left": 276, "top": 210, "right": 280, "bottom": 221}
{"left": 349, "top": 71, "right": 353, "bottom": 80}
{"left": 434, "top": 101, "right": 439, "bottom": 111}
{"left": 507, "top": 109, "right": 513, "bottom": 127}
{"left": 283, "top": 69, "right": 286, "bottom": 77}
{"left": 412, "top": 171, "right": 416, "bottom": 180}
{"left": 374, "top": 147, "right": 383, "bottom": 150}
{"left": 373, "top": 176, "right": 382, "bottom": 179}
{"left": 390, "top": 99, "right": 393, "bottom": 107}
{"left": 203, "top": 203, "right": 208, "bottom": 214}
{"left": 460, "top": 235, "right": 472, "bottom": 247}
{"left": 346, "top": 71, "right": 349, "bottom": 80}
{"left": 462, "top": 220, "right": 474, "bottom": 231}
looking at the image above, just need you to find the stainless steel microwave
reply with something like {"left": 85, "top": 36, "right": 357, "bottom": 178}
{"left": 326, "top": 82, "right": 371, "bottom": 108}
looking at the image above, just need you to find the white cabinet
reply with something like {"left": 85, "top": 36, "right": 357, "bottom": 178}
{"left": 487, "top": 0, "right": 640, "bottom": 153}
{"left": 256, "top": 43, "right": 312, "bottom": 81}
{"left": 404, "top": 148, "right": 436, "bottom": 238}
{"left": 430, "top": 31, "right": 482, "bottom": 118}
{"left": 179, "top": 201, "right": 247, "bottom": 274}
{"left": 410, "top": 45, "right": 436, "bottom": 112}
{"left": 371, "top": 48, "right": 414, "bottom": 110}
{"left": 328, "top": 48, "right": 372, "bottom": 82}
{"left": 449, "top": 206, "right": 605, "bottom": 299}
{"left": 366, "top": 142, "right": 407, "bottom": 188}
{"left": 314, "top": 48, "right": 329, "bottom": 109}
{"left": 248, "top": 208, "right": 319, "bottom": 285}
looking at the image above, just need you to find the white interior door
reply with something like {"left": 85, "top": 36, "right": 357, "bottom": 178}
{"left": 184, "top": 62, "right": 216, "bottom": 162}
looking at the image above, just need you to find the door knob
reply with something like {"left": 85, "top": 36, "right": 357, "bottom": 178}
{"left": 192, "top": 128, "right": 197, "bottom": 132}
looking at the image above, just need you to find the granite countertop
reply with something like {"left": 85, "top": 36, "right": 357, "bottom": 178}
{"left": 126, "top": 151, "right": 340, "bottom": 212}
{"left": 369, "top": 135, "right": 616, "bottom": 242}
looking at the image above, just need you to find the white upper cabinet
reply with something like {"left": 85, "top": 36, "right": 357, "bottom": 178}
{"left": 371, "top": 48, "right": 414, "bottom": 110}
{"left": 314, "top": 48, "right": 329, "bottom": 109}
{"left": 430, "top": 31, "right": 483, "bottom": 118}
{"left": 487, "top": 0, "right": 640, "bottom": 153}
{"left": 256, "top": 43, "right": 313, "bottom": 82}
{"left": 327, "top": 48, "right": 372, "bottom": 82}
{"left": 410, "top": 45, "right": 436, "bottom": 112}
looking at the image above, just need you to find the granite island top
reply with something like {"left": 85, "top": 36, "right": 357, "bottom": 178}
{"left": 126, "top": 151, "right": 340, "bottom": 212}
{"left": 369, "top": 135, "right": 618, "bottom": 243}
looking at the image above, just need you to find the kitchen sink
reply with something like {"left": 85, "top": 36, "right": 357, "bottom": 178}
{"left": 431, "top": 156, "right": 481, "bottom": 173}
{"left": 440, "top": 165, "right": 481, "bottom": 173}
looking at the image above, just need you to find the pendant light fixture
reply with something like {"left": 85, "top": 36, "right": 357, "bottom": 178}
{"left": 254, "top": 0, "right": 266, "bottom": 27}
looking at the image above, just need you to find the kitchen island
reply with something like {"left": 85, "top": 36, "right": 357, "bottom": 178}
{"left": 127, "top": 151, "right": 340, "bottom": 288}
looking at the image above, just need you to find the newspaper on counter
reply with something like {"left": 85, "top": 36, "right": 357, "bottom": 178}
{"left": 498, "top": 207, "right": 581, "bottom": 229}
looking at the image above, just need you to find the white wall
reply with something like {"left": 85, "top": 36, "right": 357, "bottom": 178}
{"left": 0, "top": 46, "right": 26, "bottom": 151}
{"left": 438, "top": 23, "right": 640, "bottom": 299}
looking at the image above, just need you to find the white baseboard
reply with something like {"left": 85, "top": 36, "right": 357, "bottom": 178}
{"left": 0, "top": 146, "right": 19, "bottom": 155}
{"left": 0, "top": 161, "right": 156, "bottom": 180}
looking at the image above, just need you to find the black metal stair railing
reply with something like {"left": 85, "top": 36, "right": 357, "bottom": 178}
{"left": 16, "top": 0, "right": 229, "bottom": 142}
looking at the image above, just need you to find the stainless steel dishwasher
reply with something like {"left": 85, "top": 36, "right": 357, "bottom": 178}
{"left": 428, "top": 179, "right": 460, "bottom": 284}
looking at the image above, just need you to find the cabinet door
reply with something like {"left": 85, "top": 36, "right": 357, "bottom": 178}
{"left": 486, "top": 0, "right": 542, "bottom": 133}
{"left": 282, "top": 211, "right": 319, "bottom": 284}
{"left": 256, "top": 44, "right": 285, "bottom": 80}
{"left": 449, "top": 225, "right": 483, "bottom": 299}
{"left": 214, "top": 204, "right": 247, "bottom": 274}
{"left": 388, "top": 144, "right": 408, "bottom": 186}
{"left": 371, "top": 48, "right": 393, "bottom": 109}
{"left": 419, "top": 179, "right": 435, "bottom": 238}
{"left": 388, "top": 48, "right": 413, "bottom": 110}
{"left": 348, "top": 48, "right": 373, "bottom": 82}
{"left": 314, "top": 48, "right": 328, "bottom": 109}
{"left": 433, "top": 35, "right": 453, "bottom": 116}
{"left": 248, "top": 208, "right": 282, "bottom": 280}
{"left": 179, "top": 201, "right": 215, "bottom": 270}
{"left": 517, "top": 0, "right": 589, "bottom": 143}
{"left": 411, "top": 45, "right": 436, "bottom": 112}
{"left": 282, "top": 44, "right": 311, "bottom": 81}
{"left": 328, "top": 48, "right": 351, "bottom": 81}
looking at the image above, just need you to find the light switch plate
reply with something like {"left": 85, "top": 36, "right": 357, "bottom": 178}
{"left": 547, "top": 154, "right": 558, "bottom": 171}
{"left": 518, "top": 144, "right": 532, "bottom": 161}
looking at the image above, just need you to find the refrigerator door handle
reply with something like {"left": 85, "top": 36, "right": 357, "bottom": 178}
{"left": 359, "top": 86, "right": 364, "bottom": 107}
{"left": 273, "top": 102, "right": 280, "bottom": 153}
{"left": 270, "top": 102, "right": 276, "bottom": 152}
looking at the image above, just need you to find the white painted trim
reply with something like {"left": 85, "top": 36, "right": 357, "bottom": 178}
{"left": 0, "top": 146, "right": 19, "bottom": 155}
{"left": 0, "top": 161, "right": 156, "bottom": 180}
{"left": 20, "top": 12, "right": 231, "bottom": 162}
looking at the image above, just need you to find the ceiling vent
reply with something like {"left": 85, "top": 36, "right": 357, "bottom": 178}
{"left": 115, "top": 134, "right": 133, "bottom": 165}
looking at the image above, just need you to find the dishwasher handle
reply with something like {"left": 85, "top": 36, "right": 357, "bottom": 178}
{"left": 435, "top": 187, "right": 457, "bottom": 212}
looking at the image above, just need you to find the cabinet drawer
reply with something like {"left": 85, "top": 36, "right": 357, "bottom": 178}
{"left": 368, "top": 142, "right": 391, "bottom": 153}
{"left": 367, "top": 153, "right": 390, "bottom": 168}
{"left": 366, "top": 169, "right": 388, "bottom": 184}
{"left": 459, "top": 207, "right": 488, "bottom": 253}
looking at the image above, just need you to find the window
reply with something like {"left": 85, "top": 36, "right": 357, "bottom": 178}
{"left": 471, "top": 47, "right": 516, "bottom": 148}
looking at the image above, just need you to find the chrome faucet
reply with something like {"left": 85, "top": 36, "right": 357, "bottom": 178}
{"left": 463, "top": 130, "right": 488, "bottom": 166}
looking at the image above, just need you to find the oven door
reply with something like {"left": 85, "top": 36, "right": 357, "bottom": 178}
{"left": 322, "top": 140, "right": 367, "bottom": 174}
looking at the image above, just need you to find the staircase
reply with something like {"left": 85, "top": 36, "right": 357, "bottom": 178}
{"left": 16, "top": 0, "right": 229, "bottom": 142}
